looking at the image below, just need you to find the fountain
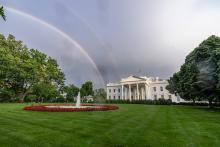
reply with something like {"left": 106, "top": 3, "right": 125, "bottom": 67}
{"left": 75, "top": 92, "right": 81, "bottom": 108}
{"left": 24, "top": 92, "right": 118, "bottom": 112}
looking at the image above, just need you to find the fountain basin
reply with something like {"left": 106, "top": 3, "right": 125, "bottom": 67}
{"left": 24, "top": 104, "right": 119, "bottom": 112}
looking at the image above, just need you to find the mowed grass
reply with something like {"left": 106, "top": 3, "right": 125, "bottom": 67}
{"left": 0, "top": 104, "right": 220, "bottom": 147}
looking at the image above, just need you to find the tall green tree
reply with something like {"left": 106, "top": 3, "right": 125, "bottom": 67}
{"left": 167, "top": 35, "right": 220, "bottom": 107}
{"left": 64, "top": 84, "right": 79, "bottom": 102}
{"left": 0, "top": 34, "right": 65, "bottom": 102}
{"left": 80, "top": 81, "right": 94, "bottom": 97}
{"left": 0, "top": 6, "right": 6, "bottom": 21}
{"left": 33, "top": 82, "right": 59, "bottom": 102}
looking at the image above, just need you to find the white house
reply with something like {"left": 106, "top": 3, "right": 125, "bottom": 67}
{"left": 106, "top": 76, "right": 185, "bottom": 103}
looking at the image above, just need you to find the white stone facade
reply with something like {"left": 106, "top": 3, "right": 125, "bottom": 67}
{"left": 106, "top": 76, "right": 185, "bottom": 103}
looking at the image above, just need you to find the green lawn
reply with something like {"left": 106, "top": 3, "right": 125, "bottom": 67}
{"left": 0, "top": 104, "right": 220, "bottom": 147}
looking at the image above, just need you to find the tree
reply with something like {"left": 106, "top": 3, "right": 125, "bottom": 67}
{"left": 0, "top": 6, "right": 6, "bottom": 21}
{"left": 0, "top": 87, "right": 14, "bottom": 102}
{"left": 80, "top": 81, "right": 94, "bottom": 98}
{"left": 64, "top": 84, "right": 79, "bottom": 102}
{"left": 33, "top": 83, "right": 59, "bottom": 102}
{"left": 0, "top": 34, "right": 65, "bottom": 102}
{"left": 166, "top": 73, "right": 179, "bottom": 95}
{"left": 167, "top": 35, "right": 220, "bottom": 107}
{"left": 0, "top": 34, "right": 32, "bottom": 101}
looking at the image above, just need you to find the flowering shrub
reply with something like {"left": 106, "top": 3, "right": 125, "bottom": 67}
{"left": 23, "top": 104, "right": 119, "bottom": 112}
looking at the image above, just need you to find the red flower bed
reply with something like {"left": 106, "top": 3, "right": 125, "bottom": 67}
{"left": 23, "top": 104, "right": 119, "bottom": 112}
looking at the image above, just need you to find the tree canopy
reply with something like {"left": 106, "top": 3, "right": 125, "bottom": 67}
{"left": 80, "top": 81, "right": 94, "bottom": 97}
{"left": 0, "top": 6, "right": 6, "bottom": 21}
{"left": 64, "top": 84, "right": 79, "bottom": 102}
{"left": 166, "top": 35, "right": 220, "bottom": 107}
{"left": 0, "top": 34, "right": 65, "bottom": 102}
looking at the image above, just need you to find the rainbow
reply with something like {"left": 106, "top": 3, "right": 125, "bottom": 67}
{"left": 4, "top": 6, "right": 105, "bottom": 87}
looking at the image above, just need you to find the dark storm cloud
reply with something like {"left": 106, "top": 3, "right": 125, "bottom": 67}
{"left": 1, "top": 0, "right": 220, "bottom": 87}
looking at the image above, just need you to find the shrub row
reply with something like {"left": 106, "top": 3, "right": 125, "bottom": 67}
{"left": 174, "top": 102, "right": 220, "bottom": 107}
{"left": 23, "top": 104, "right": 119, "bottom": 112}
{"left": 106, "top": 99, "right": 220, "bottom": 106}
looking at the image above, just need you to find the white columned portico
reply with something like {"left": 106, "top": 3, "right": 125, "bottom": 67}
{"left": 129, "top": 84, "right": 131, "bottom": 101}
{"left": 122, "top": 84, "right": 124, "bottom": 100}
{"left": 137, "top": 84, "right": 139, "bottom": 100}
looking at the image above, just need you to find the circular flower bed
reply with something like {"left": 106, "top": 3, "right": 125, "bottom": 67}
{"left": 24, "top": 104, "right": 119, "bottom": 112}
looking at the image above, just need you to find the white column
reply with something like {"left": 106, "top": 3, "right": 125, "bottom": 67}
{"left": 145, "top": 84, "right": 148, "bottom": 99}
{"left": 134, "top": 88, "right": 136, "bottom": 100}
{"left": 122, "top": 84, "right": 124, "bottom": 100}
{"left": 129, "top": 84, "right": 131, "bottom": 101}
{"left": 147, "top": 86, "right": 151, "bottom": 99}
{"left": 124, "top": 87, "right": 126, "bottom": 100}
{"left": 137, "top": 84, "right": 139, "bottom": 100}
{"left": 141, "top": 87, "right": 144, "bottom": 100}
{"left": 125, "top": 87, "right": 127, "bottom": 100}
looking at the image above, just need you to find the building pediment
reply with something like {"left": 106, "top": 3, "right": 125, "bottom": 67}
{"left": 120, "top": 76, "right": 146, "bottom": 83}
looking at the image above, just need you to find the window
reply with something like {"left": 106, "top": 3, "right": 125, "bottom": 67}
{"left": 161, "top": 95, "right": 164, "bottom": 99}
{"left": 109, "top": 96, "right": 111, "bottom": 99}
{"left": 154, "top": 95, "right": 157, "bottom": 99}
{"left": 114, "top": 89, "right": 115, "bottom": 93}
{"left": 169, "top": 95, "right": 172, "bottom": 99}
{"left": 118, "top": 89, "right": 120, "bottom": 93}
{"left": 160, "top": 86, "right": 163, "bottom": 91}
{"left": 109, "top": 89, "right": 111, "bottom": 93}
{"left": 113, "top": 96, "right": 115, "bottom": 99}
{"left": 153, "top": 87, "right": 156, "bottom": 91}
{"left": 118, "top": 96, "right": 120, "bottom": 99}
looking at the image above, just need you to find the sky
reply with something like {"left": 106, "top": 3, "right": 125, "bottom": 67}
{"left": 1, "top": 0, "right": 220, "bottom": 88}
